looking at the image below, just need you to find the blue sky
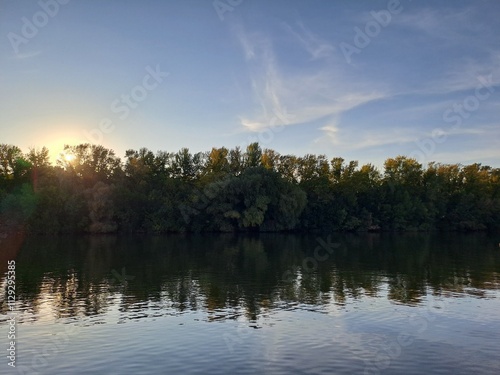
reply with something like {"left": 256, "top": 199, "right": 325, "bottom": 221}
{"left": 1, "top": 0, "right": 499, "bottom": 169}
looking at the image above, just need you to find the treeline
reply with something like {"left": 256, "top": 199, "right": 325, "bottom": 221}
{"left": 0, "top": 143, "right": 499, "bottom": 234}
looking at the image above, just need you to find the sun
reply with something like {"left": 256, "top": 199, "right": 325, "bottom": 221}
{"left": 64, "top": 153, "right": 75, "bottom": 162}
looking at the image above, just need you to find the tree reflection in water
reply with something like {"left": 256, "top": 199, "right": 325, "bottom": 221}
{"left": 2, "top": 233, "right": 499, "bottom": 324}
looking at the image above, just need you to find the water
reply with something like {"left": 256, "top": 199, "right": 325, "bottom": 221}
{"left": 1, "top": 233, "right": 500, "bottom": 374}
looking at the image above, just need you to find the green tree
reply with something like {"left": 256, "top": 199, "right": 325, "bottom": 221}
{"left": 57, "top": 144, "right": 121, "bottom": 186}
{"left": 0, "top": 144, "right": 23, "bottom": 180}
{"left": 261, "top": 149, "right": 280, "bottom": 171}
{"left": 244, "top": 142, "right": 262, "bottom": 168}
{"left": 26, "top": 146, "right": 51, "bottom": 192}
{"left": 229, "top": 146, "right": 244, "bottom": 176}
{"left": 204, "top": 147, "right": 230, "bottom": 177}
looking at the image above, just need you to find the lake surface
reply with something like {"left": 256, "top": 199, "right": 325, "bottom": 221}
{"left": 1, "top": 233, "right": 500, "bottom": 374}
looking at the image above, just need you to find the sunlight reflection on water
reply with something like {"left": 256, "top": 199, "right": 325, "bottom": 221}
{"left": 1, "top": 233, "right": 500, "bottom": 374}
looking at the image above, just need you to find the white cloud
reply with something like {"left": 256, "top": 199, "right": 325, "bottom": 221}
{"left": 319, "top": 122, "right": 340, "bottom": 144}
{"left": 316, "top": 125, "right": 419, "bottom": 151}
{"left": 391, "top": 6, "right": 500, "bottom": 95}
{"left": 431, "top": 148, "right": 500, "bottom": 165}
{"left": 236, "top": 28, "right": 386, "bottom": 133}
{"left": 283, "top": 21, "right": 336, "bottom": 61}
{"left": 12, "top": 50, "right": 41, "bottom": 60}
{"left": 233, "top": 8, "right": 500, "bottom": 167}
{"left": 394, "top": 7, "right": 477, "bottom": 41}
{"left": 420, "top": 55, "right": 500, "bottom": 96}
{"left": 436, "top": 125, "right": 494, "bottom": 137}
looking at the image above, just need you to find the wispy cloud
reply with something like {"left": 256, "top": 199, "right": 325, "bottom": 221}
{"left": 282, "top": 21, "right": 336, "bottom": 61}
{"left": 12, "top": 50, "right": 41, "bottom": 60}
{"left": 232, "top": 6, "right": 499, "bottom": 167}
{"left": 236, "top": 27, "right": 386, "bottom": 133}
{"left": 319, "top": 122, "right": 340, "bottom": 144}
{"left": 393, "top": 7, "right": 478, "bottom": 41}
{"left": 419, "top": 54, "right": 500, "bottom": 95}
{"left": 432, "top": 148, "right": 500, "bottom": 165}
{"left": 316, "top": 124, "right": 419, "bottom": 151}
{"left": 316, "top": 121, "right": 500, "bottom": 158}
{"left": 436, "top": 124, "right": 496, "bottom": 137}
{"left": 393, "top": 7, "right": 500, "bottom": 95}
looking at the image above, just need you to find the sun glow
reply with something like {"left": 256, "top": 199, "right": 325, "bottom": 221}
{"left": 64, "top": 153, "right": 75, "bottom": 162}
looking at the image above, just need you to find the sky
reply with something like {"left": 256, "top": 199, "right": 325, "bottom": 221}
{"left": 1, "top": 0, "right": 499, "bottom": 169}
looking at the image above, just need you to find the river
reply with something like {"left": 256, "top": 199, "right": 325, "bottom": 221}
{"left": 1, "top": 233, "right": 499, "bottom": 374}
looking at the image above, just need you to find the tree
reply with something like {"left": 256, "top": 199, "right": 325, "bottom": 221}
{"left": 0, "top": 142, "right": 498, "bottom": 234}
{"left": 0, "top": 144, "right": 23, "bottom": 181}
{"left": 27, "top": 146, "right": 50, "bottom": 168}
{"left": 276, "top": 155, "right": 299, "bottom": 183}
{"left": 203, "top": 167, "right": 306, "bottom": 232}
{"left": 171, "top": 148, "right": 204, "bottom": 181}
{"left": 384, "top": 156, "right": 422, "bottom": 187}
{"left": 330, "top": 157, "right": 344, "bottom": 184}
{"left": 261, "top": 149, "right": 279, "bottom": 171}
{"left": 244, "top": 142, "right": 262, "bottom": 168}
{"left": 57, "top": 144, "right": 121, "bottom": 186}
{"left": 205, "top": 147, "right": 230, "bottom": 176}
{"left": 27, "top": 146, "right": 50, "bottom": 191}
{"left": 229, "top": 146, "right": 244, "bottom": 176}
{"left": 86, "top": 182, "right": 117, "bottom": 233}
